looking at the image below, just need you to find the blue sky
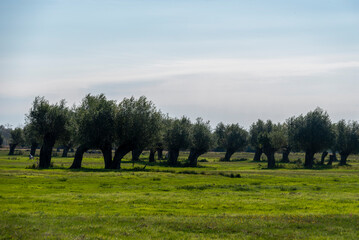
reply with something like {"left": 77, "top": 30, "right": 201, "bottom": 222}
{"left": 1, "top": 0, "right": 359, "bottom": 128}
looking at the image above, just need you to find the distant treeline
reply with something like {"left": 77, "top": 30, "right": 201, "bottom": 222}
{"left": 2, "top": 94, "right": 359, "bottom": 169}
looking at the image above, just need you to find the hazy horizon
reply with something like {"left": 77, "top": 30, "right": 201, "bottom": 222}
{"left": 1, "top": 0, "right": 359, "bottom": 129}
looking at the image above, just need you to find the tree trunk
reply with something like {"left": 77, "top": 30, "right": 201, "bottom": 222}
{"left": 223, "top": 149, "right": 235, "bottom": 161}
{"left": 8, "top": 144, "right": 17, "bottom": 155}
{"left": 39, "top": 135, "right": 56, "bottom": 168}
{"left": 100, "top": 144, "right": 113, "bottom": 169}
{"left": 253, "top": 148, "right": 262, "bottom": 161}
{"left": 157, "top": 148, "right": 163, "bottom": 160}
{"left": 70, "top": 145, "right": 89, "bottom": 169}
{"left": 333, "top": 152, "right": 338, "bottom": 162}
{"left": 281, "top": 148, "right": 290, "bottom": 163}
{"left": 320, "top": 151, "right": 328, "bottom": 165}
{"left": 149, "top": 149, "right": 156, "bottom": 163}
{"left": 132, "top": 148, "right": 142, "bottom": 161}
{"left": 339, "top": 153, "right": 349, "bottom": 165}
{"left": 327, "top": 154, "right": 334, "bottom": 166}
{"left": 112, "top": 145, "right": 132, "bottom": 169}
{"left": 304, "top": 150, "right": 315, "bottom": 168}
{"left": 188, "top": 150, "right": 200, "bottom": 167}
{"left": 168, "top": 149, "right": 179, "bottom": 166}
{"left": 30, "top": 142, "right": 38, "bottom": 156}
{"left": 264, "top": 150, "right": 276, "bottom": 168}
{"left": 62, "top": 145, "right": 69, "bottom": 157}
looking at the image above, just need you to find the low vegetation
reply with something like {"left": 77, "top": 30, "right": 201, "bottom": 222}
{"left": 0, "top": 150, "right": 358, "bottom": 239}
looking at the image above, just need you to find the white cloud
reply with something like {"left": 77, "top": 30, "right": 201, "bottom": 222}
{"left": 1, "top": 55, "right": 359, "bottom": 127}
{"left": 1, "top": 55, "right": 359, "bottom": 97}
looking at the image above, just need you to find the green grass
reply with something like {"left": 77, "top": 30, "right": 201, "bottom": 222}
{"left": 0, "top": 149, "right": 359, "bottom": 239}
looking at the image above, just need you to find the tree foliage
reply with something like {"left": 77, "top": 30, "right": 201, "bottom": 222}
{"left": 75, "top": 94, "right": 116, "bottom": 149}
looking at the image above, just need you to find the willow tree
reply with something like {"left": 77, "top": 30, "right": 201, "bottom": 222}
{"left": 58, "top": 110, "right": 77, "bottom": 158}
{"left": 215, "top": 123, "right": 248, "bottom": 161}
{"left": 165, "top": 117, "right": 192, "bottom": 166}
{"left": 112, "top": 96, "right": 162, "bottom": 169}
{"left": 70, "top": 94, "right": 116, "bottom": 169}
{"left": 148, "top": 114, "right": 170, "bottom": 163}
{"left": 24, "top": 123, "right": 40, "bottom": 156}
{"left": 26, "top": 97, "right": 70, "bottom": 168}
{"left": 8, "top": 127, "right": 24, "bottom": 155}
{"left": 334, "top": 120, "right": 359, "bottom": 165}
{"left": 188, "top": 118, "right": 213, "bottom": 167}
{"left": 280, "top": 122, "right": 291, "bottom": 163}
{"left": 288, "top": 108, "right": 334, "bottom": 168}
{"left": 249, "top": 119, "right": 265, "bottom": 161}
{"left": 257, "top": 121, "right": 287, "bottom": 168}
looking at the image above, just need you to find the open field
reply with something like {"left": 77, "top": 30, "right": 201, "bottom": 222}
{"left": 0, "top": 150, "right": 359, "bottom": 239}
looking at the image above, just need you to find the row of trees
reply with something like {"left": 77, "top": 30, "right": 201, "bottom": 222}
{"left": 3, "top": 94, "right": 359, "bottom": 169}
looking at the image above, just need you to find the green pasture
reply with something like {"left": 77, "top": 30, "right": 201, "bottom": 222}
{"left": 0, "top": 150, "right": 358, "bottom": 239}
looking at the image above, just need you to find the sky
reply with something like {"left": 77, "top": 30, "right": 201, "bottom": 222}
{"left": 1, "top": 0, "right": 359, "bottom": 129}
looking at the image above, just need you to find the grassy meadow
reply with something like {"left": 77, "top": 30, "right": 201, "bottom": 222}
{"left": 0, "top": 149, "right": 358, "bottom": 239}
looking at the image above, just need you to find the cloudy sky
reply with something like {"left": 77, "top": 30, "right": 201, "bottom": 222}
{"left": 1, "top": 0, "right": 359, "bottom": 129}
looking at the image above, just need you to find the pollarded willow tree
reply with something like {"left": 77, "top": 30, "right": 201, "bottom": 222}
{"left": 334, "top": 120, "right": 359, "bottom": 165}
{"left": 165, "top": 116, "right": 192, "bottom": 166}
{"left": 257, "top": 121, "right": 287, "bottom": 168}
{"left": 59, "top": 110, "right": 76, "bottom": 158}
{"left": 187, "top": 118, "right": 213, "bottom": 167}
{"left": 288, "top": 108, "right": 335, "bottom": 168}
{"left": 24, "top": 123, "right": 41, "bottom": 156}
{"left": 26, "top": 97, "right": 70, "bottom": 168}
{"left": 148, "top": 114, "right": 170, "bottom": 163}
{"left": 249, "top": 119, "right": 265, "bottom": 161}
{"left": 8, "top": 127, "right": 24, "bottom": 155}
{"left": 70, "top": 94, "right": 116, "bottom": 169}
{"left": 215, "top": 122, "right": 248, "bottom": 161}
{"left": 112, "top": 96, "right": 162, "bottom": 169}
